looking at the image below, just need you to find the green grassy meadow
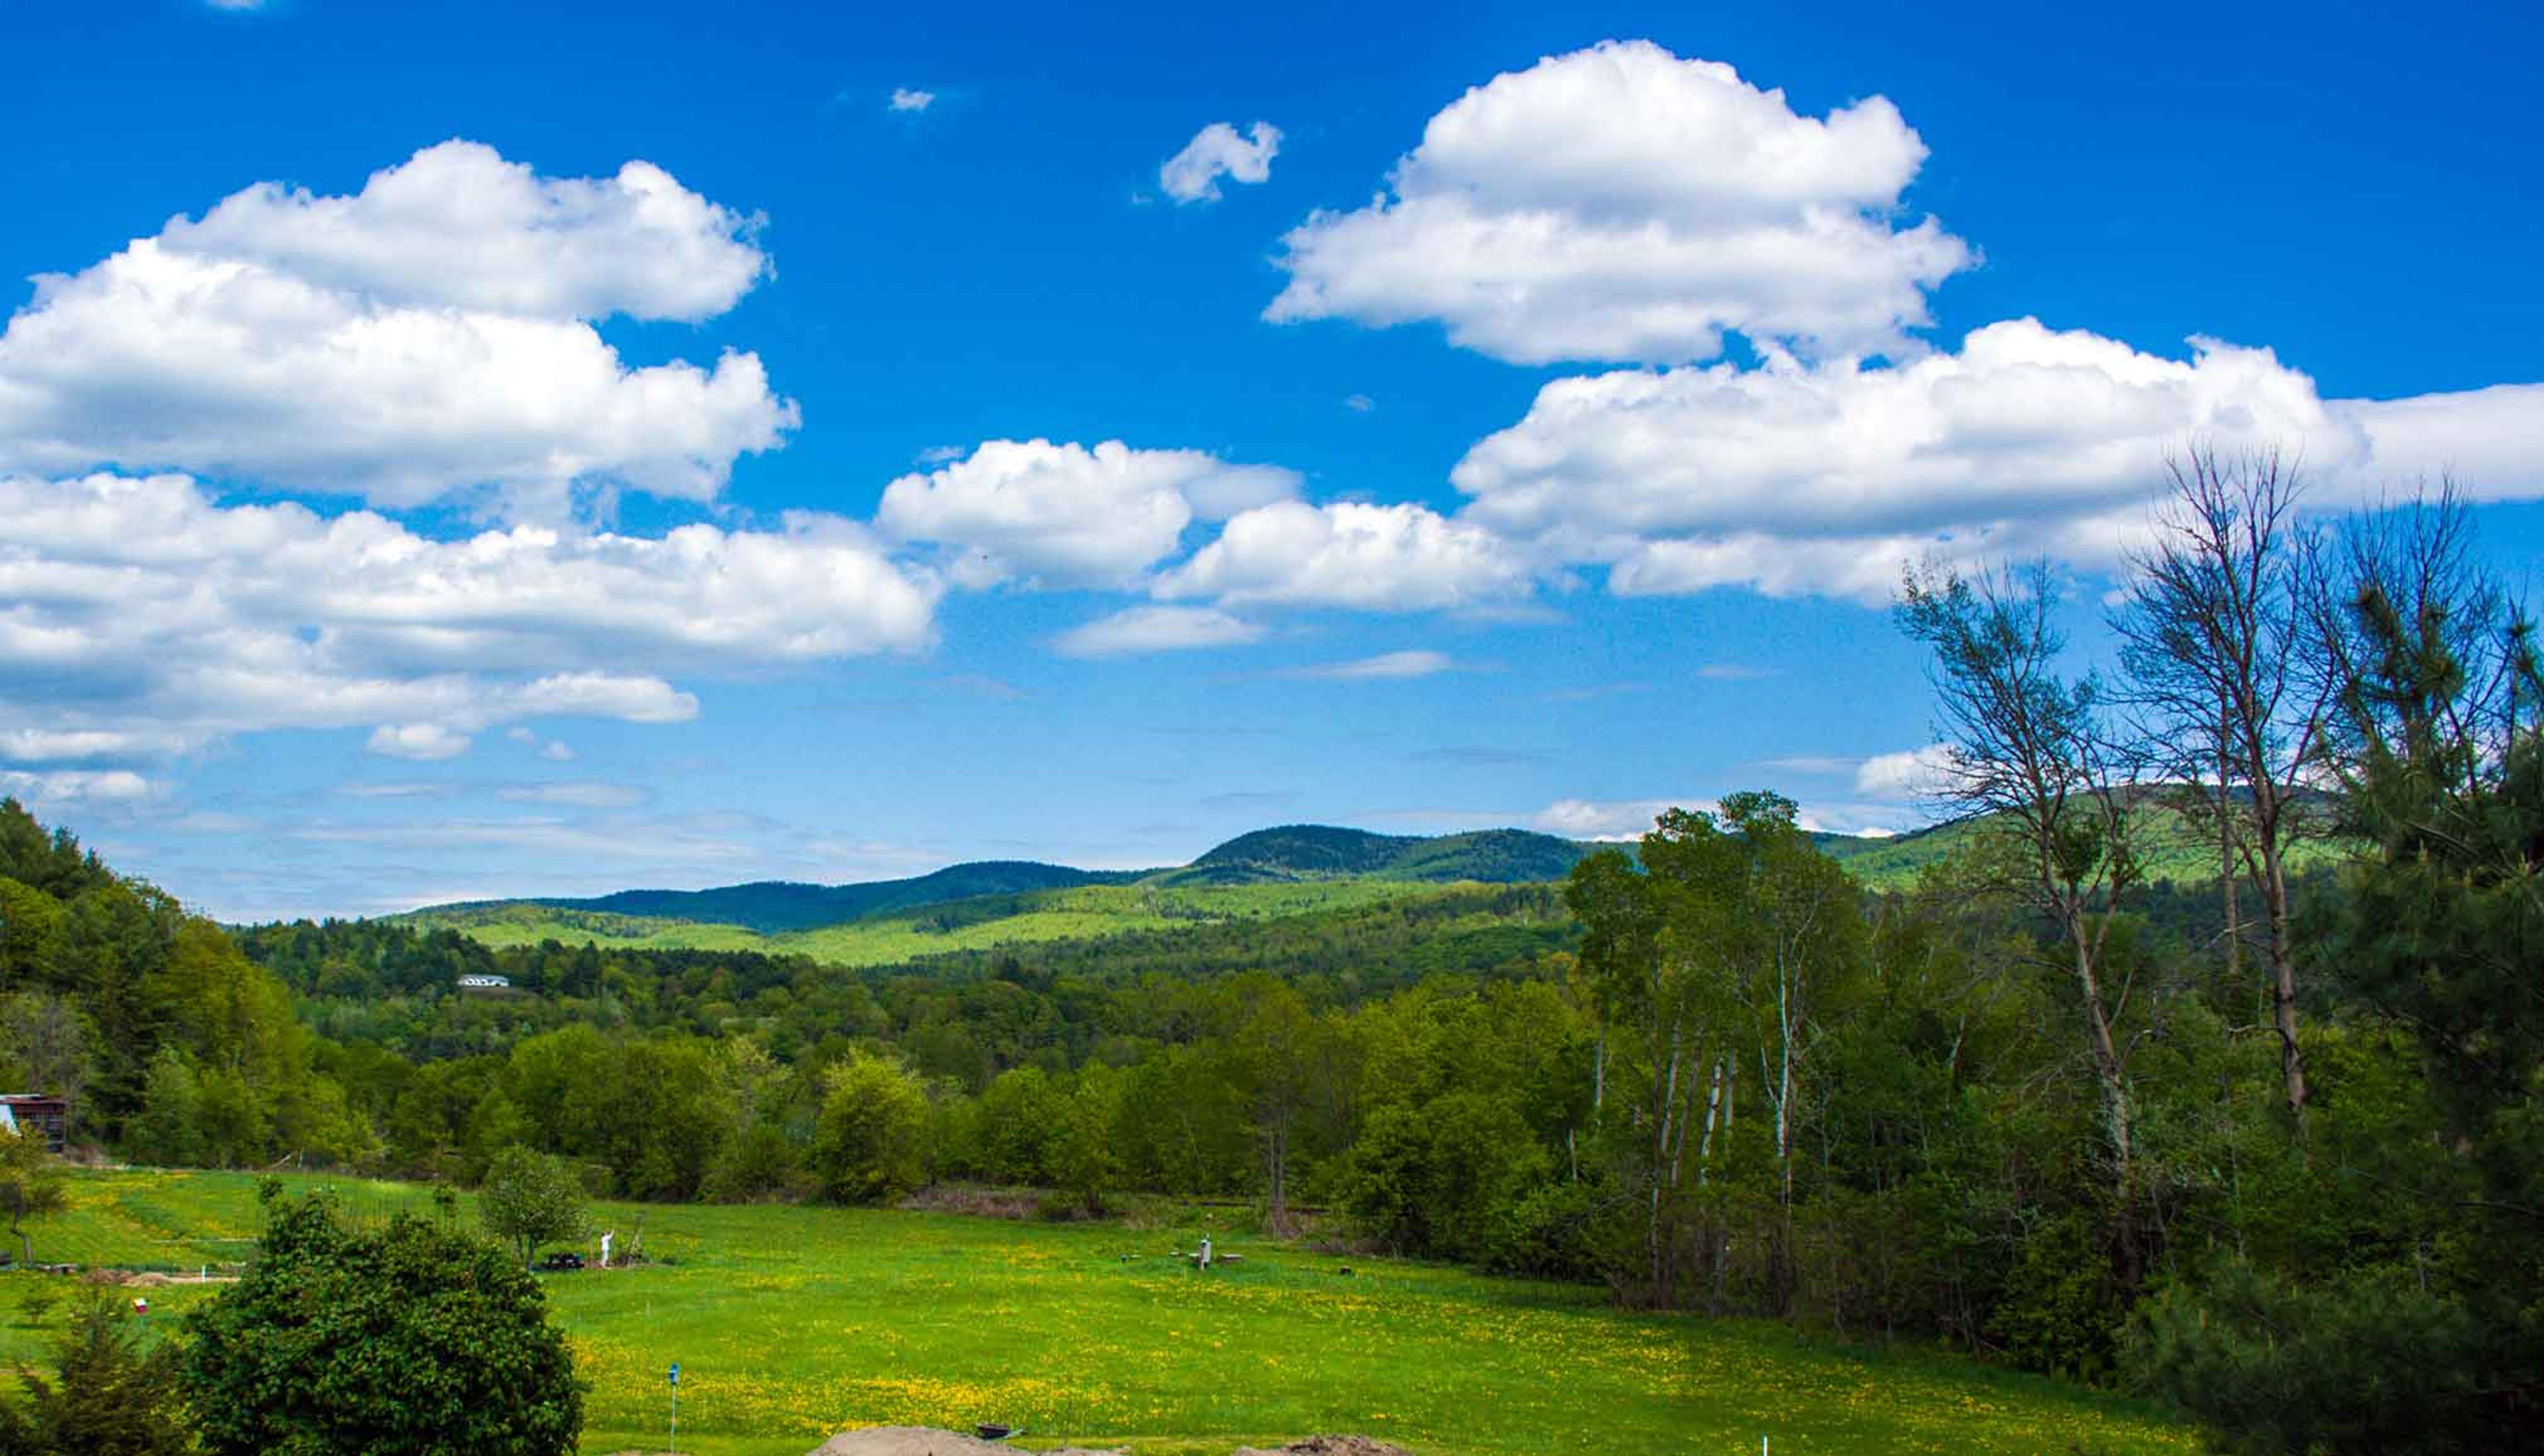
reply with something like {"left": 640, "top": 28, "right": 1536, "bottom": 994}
{"left": 9, "top": 1169, "right": 2199, "bottom": 1456}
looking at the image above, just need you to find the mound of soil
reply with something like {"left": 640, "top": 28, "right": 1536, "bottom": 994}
{"left": 808, "top": 1428, "right": 1126, "bottom": 1456}
{"left": 1233, "top": 1439, "right": 1414, "bottom": 1456}
{"left": 799, "top": 1428, "right": 1409, "bottom": 1456}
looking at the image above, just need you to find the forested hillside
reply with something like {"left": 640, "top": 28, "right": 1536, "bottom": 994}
{"left": 465, "top": 859, "right": 1144, "bottom": 935}
{"left": 407, "top": 825, "right": 1602, "bottom": 959}
{"left": 0, "top": 804, "right": 367, "bottom": 1166}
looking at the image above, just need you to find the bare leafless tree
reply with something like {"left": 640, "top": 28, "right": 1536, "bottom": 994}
{"left": 2113, "top": 447, "right": 2333, "bottom": 1128}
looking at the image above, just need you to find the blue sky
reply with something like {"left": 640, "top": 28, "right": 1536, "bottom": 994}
{"left": 2, "top": 0, "right": 2538, "bottom": 918}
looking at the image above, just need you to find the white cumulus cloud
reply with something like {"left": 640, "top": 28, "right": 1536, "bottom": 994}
{"left": 1445, "top": 318, "right": 2544, "bottom": 602}
{"left": 1267, "top": 41, "right": 1969, "bottom": 365}
{"left": 367, "top": 723, "right": 472, "bottom": 762}
{"left": 1161, "top": 122, "right": 1282, "bottom": 204}
{"left": 1157, "top": 500, "right": 1532, "bottom": 611}
{"left": 890, "top": 87, "right": 937, "bottom": 113}
{"left": 1529, "top": 797, "right": 1682, "bottom": 840}
{"left": 0, "top": 769, "right": 154, "bottom": 806}
{"left": 876, "top": 439, "right": 1297, "bottom": 588}
{"left": 0, "top": 472, "right": 939, "bottom": 764}
{"left": 1854, "top": 744, "right": 1956, "bottom": 802}
{"left": 0, "top": 142, "right": 796, "bottom": 520}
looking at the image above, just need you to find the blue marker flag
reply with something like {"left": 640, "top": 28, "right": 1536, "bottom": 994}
{"left": 669, "top": 1363, "right": 680, "bottom": 1386}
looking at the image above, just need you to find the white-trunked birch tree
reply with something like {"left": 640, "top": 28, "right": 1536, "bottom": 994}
{"left": 1644, "top": 794, "right": 1868, "bottom": 1315}
{"left": 1565, "top": 796, "right": 1868, "bottom": 1312}
{"left": 1563, "top": 847, "right": 1686, "bottom": 1304}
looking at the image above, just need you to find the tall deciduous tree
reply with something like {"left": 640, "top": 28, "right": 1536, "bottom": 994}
{"left": 808, "top": 1049, "right": 933, "bottom": 1204}
{"left": 1565, "top": 846, "right": 1685, "bottom": 1302}
{"left": 0, "top": 1125, "right": 64, "bottom": 1265}
{"left": 479, "top": 1145, "right": 590, "bottom": 1271}
{"left": 1900, "top": 562, "right": 2148, "bottom": 1274}
{"left": 1223, "top": 973, "right": 1323, "bottom": 1233}
{"left": 2115, "top": 448, "right": 2330, "bottom": 1125}
{"left": 1645, "top": 794, "right": 1868, "bottom": 1311}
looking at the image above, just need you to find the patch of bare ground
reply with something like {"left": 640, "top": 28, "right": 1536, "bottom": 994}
{"left": 808, "top": 1428, "right": 1126, "bottom": 1455}
{"left": 1233, "top": 1439, "right": 1414, "bottom": 1456}
{"left": 893, "top": 1185, "right": 1044, "bottom": 1220}
{"left": 790, "top": 1430, "right": 1414, "bottom": 1456}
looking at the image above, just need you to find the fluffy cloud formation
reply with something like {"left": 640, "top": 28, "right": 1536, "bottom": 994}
{"left": 0, "top": 769, "right": 154, "bottom": 807}
{"left": 1051, "top": 605, "right": 1267, "bottom": 658}
{"left": 368, "top": 723, "right": 472, "bottom": 762}
{"left": 890, "top": 87, "right": 937, "bottom": 113}
{"left": 876, "top": 439, "right": 1298, "bottom": 588}
{"left": 0, "top": 142, "right": 795, "bottom": 519}
{"left": 0, "top": 472, "right": 939, "bottom": 764}
{"left": 164, "top": 141, "right": 769, "bottom": 321}
{"left": 2333, "top": 382, "right": 2544, "bottom": 500}
{"left": 1161, "top": 122, "right": 1283, "bottom": 204}
{"left": 1445, "top": 318, "right": 2544, "bottom": 601}
{"left": 1853, "top": 744, "right": 1955, "bottom": 802}
{"left": 1157, "top": 500, "right": 1530, "bottom": 611}
{"left": 1527, "top": 793, "right": 1909, "bottom": 839}
{"left": 1267, "top": 41, "right": 1969, "bottom": 365}
{"left": 1529, "top": 796, "right": 1680, "bottom": 840}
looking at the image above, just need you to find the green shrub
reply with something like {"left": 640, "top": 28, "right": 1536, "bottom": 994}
{"left": 184, "top": 1184, "right": 584, "bottom": 1456}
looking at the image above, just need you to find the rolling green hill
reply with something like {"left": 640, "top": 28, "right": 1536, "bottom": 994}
{"left": 1159, "top": 823, "right": 1594, "bottom": 885}
{"left": 427, "top": 824, "right": 1599, "bottom": 926}
{"left": 396, "top": 804, "right": 2347, "bottom": 970}
{"left": 446, "top": 858, "right": 1145, "bottom": 935}
{"left": 1813, "top": 790, "right": 2351, "bottom": 891}
{"left": 405, "top": 877, "right": 1481, "bottom": 968}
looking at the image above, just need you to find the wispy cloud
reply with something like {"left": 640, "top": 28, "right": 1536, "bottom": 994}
{"left": 1288, "top": 650, "right": 1453, "bottom": 681}
{"left": 1161, "top": 121, "right": 1281, "bottom": 203}
{"left": 498, "top": 782, "right": 645, "bottom": 809}
{"left": 1053, "top": 605, "right": 1265, "bottom": 658}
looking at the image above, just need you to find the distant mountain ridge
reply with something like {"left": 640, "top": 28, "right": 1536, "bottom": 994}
{"left": 419, "top": 825, "right": 1600, "bottom": 933}
{"left": 435, "top": 860, "right": 1143, "bottom": 935}
{"left": 1167, "top": 825, "right": 1595, "bottom": 886}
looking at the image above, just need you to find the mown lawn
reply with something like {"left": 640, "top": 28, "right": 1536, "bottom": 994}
{"left": 7, "top": 1169, "right": 2200, "bottom": 1455}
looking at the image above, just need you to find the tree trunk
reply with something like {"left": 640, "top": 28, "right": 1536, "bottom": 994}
{"left": 1650, "top": 1031, "right": 1681, "bottom": 1305}
{"left": 1696, "top": 1058, "right": 1724, "bottom": 1184}
{"left": 2217, "top": 700, "right": 2243, "bottom": 991}
{"left": 2258, "top": 835, "right": 2309, "bottom": 1126}
{"left": 1591, "top": 1029, "right": 1605, "bottom": 1118}
{"left": 2068, "top": 912, "right": 2139, "bottom": 1282}
{"left": 1265, "top": 1122, "right": 1289, "bottom": 1232}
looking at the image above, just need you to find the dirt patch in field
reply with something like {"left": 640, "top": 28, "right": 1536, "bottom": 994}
{"left": 894, "top": 1185, "right": 1044, "bottom": 1220}
{"left": 797, "top": 1430, "right": 1410, "bottom": 1456}
{"left": 1233, "top": 1439, "right": 1414, "bottom": 1456}
{"left": 808, "top": 1428, "right": 1126, "bottom": 1456}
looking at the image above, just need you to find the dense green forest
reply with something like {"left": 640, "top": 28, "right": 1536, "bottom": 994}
{"left": 1, "top": 469, "right": 2536, "bottom": 1449}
